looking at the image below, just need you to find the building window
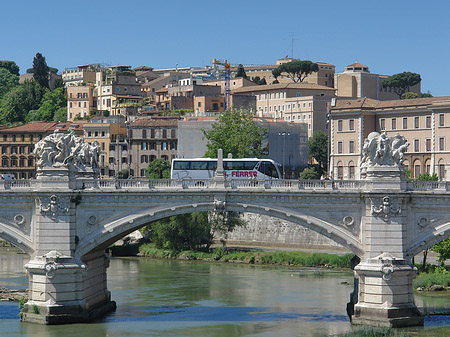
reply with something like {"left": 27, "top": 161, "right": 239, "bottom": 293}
{"left": 413, "top": 139, "right": 419, "bottom": 152}
{"left": 162, "top": 130, "right": 167, "bottom": 138}
{"left": 151, "top": 129, "right": 155, "bottom": 138}
{"left": 349, "top": 119, "right": 354, "bottom": 131}
{"left": 426, "top": 116, "right": 431, "bottom": 129}
{"left": 380, "top": 119, "right": 385, "bottom": 131}
{"left": 426, "top": 138, "right": 431, "bottom": 152}
{"left": 141, "top": 141, "right": 148, "bottom": 150}
{"left": 337, "top": 141, "right": 343, "bottom": 154}
{"left": 142, "top": 130, "right": 147, "bottom": 139}
{"left": 439, "top": 137, "right": 445, "bottom": 151}
{"left": 403, "top": 117, "right": 408, "bottom": 129}
{"left": 414, "top": 165, "right": 420, "bottom": 178}
{"left": 391, "top": 118, "right": 397, "bottom": 130}
{"left": 162, "top": 142, "right": 167, "bottom": 150}
{"left": 338, "top": 120, "right": 343, "bottom": 132}
{"left": 198, "top": 102, "right": 201, "bottom": 107}
{"left": 439, "top": 114, "right": 445, "bottom": 127}
{"left": 349, "top": 140, "right": 355, "bottom": 153}
{"left": 440, "top": 164, "right": 445, "bottom": 180}
{"left": 414, "top": 116, "right": 419, "bottom": 129}
{"left": 349, "top": 165, "right": 355, "bottom": 179}
{"left": 171, "top": 129, "right": 176, "bottom": 138}
{"left": 141, "top": 155, "right": 148, "bottom": 163}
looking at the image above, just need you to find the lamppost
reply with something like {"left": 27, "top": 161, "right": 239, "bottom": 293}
{"left": 278, "top": 130, "right": 290, "bottom": 179}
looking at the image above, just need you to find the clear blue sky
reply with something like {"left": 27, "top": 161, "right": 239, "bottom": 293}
{"left": 1, "top": 0, "right": 449, "bottom": 96}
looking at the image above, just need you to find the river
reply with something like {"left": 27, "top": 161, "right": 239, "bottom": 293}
{"left": 1, "top": 250, "right": 450, "bottom": 336}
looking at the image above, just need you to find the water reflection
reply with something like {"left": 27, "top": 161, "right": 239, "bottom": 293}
{"left": 2, "top": 252, "right": 450, "bottom": 336}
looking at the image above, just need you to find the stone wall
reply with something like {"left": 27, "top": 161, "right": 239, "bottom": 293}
{"left": 222, "top": 213, "right": 346, "bottom": 250}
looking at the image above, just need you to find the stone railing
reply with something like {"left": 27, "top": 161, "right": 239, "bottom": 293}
{"left": 1, "top": 178, "right": 450, "bottom": 192}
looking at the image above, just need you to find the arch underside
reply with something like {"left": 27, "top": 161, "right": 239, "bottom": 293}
{"left": 0, "top": 222, "right": 33, "bottom": 255}
{"left": 76, "top": 202, "right": 363, "bottom": 258}
{"left": 407, "top": 220, "right": 450, "bottom": 257}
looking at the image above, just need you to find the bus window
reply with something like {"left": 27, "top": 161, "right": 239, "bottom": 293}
{"left": 191, "top": 161, "right": 208, "bottom": 170}
{"left": 259, "top": 161, "right": 279, "bottom": 178}
{"left": 244, "top": 161, "right": 258, "bottom": 170}
{"left": 224, "top": 161, "right": 232, "bottom": 170}
{"left": 207, "top": 161, "right": 217, "bottom": 170}
{"left": 173, "top": 161, "right": 189, "bottom": 170}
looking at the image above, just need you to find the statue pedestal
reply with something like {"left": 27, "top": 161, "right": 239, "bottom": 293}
{"left": 363, "top": 166, "right": 406, "bottom": 191}
{"left": 35, "top": 167, "right": 71, "bottom": 189}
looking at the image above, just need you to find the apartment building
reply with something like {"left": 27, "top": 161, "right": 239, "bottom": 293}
{"left": 141, "top": 72, "right": 190, "bottom": 105}
{"left": 83, "top": 116, "right": 128, "bottom": 178}
{"left": 95, "top": 66, "right": 142, "bottom": 116}
{"left": 329, "top": 96, "right": 450, "bottom": 180}
{"left": 62, "top": 64, "right": 101, "bottom": 87}
{"left": 335, "top": 62, "right": 421, "bottom": 100}
{"left": 232, "top": 83, "right": 335, "bottom": 137}
{"left": 66, "top": 83, "right": 96, "bottom": 120}
{"left": 128, "top": 117, "right": 180, "bottom": 177}
{"left": 0, "top": 121, "right": 84, "bottom": 179}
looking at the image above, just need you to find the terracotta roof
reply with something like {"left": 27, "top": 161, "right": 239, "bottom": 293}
{"left": 155, "top": 88, "right": 168, "bottom": 93}
{"left": 232, "top": 82, "right": 335, "bottom": 94}
{"left": 331, "top": 96, "right": 450, "bottom": 112}
{"left": 346, "top": 62, "right": 369, "bottom": 68}
{"left": 0, "top": 121, "right": 84, "bottom": 133}
{"left": 230, "top": 61, "right": 335, "bottom": 72}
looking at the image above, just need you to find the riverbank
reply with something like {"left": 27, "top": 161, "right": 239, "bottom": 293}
{"left": 0, "top": 287, "right": 27, "bottom": 302}
{"left": 138, "top": 243, "right": 354, "bottom": 269}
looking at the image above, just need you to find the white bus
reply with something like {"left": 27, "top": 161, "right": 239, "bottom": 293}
{"left": 171, "top": 158, "right": 282, "bottom": 180}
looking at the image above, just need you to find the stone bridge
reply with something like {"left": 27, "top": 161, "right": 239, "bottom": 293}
{"left": 0, "top": 131, "right": 448, "bottom": 327}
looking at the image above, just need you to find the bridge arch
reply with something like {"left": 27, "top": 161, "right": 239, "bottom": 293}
{"left": 75, "top": 201, "right": 363, "bottom": 258}
{"left": 407, "top": 220, "right": 450, "bottom": 257}
{"left": 0, "top": 221, "right": 33, "bottom": 255}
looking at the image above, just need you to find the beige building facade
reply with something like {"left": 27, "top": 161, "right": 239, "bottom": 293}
{"left": 329, "top": 96, "right": 450, "bottom": 180}
{"left": 335, "top": 63, "right": 421, "bottom": 100}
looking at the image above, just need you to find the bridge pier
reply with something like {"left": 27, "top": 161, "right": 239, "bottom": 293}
{"left": 352, "top": 253, "right": 423, "bottom": 327}
{"left": 22, "top": 250, "right": 115, "bottom": 324}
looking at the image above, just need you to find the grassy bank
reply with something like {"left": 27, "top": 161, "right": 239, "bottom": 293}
{"left": 138, "top": 243, "right": 353, "bottom": 268}
{"left": 414, "top": 266, "right": 450, "bottom": 290}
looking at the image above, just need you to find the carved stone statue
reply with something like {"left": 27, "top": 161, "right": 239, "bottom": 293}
{"left": 360, "top": 132, "right": 409, "bottom": 168}
{"left": 34, "top": 130, "right": 100, "bottom": 173}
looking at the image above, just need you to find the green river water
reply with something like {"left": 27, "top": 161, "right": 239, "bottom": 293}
{"left": 1, "top": 251, "right": 450, "bottom": 336}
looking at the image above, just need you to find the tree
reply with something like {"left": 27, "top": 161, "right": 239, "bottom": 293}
{"left": 416, "top": 172, "right": 438, "bottom": 181}
{"left": 145, "top": 159, "right": 171, "bottom": 179}
{"left": 0, "top": 61, "right": 19, "bottom": 76}
{"left": 299, "top": 166, "right": 320, "bottom": 180}
{"left": 381, "top": 72, "right": 421, "bottom": 99}
{"left": 272, "top": 60, "right": 319, "bottom": 83}
{"left": 203, "top": 109, "right": 265, "bottom": 158}
{"left": 0, "top": 68, "right": 19, "bottom": 101}
{"left": 25, "top": 87, "right": 66, "bottom": 122}
{"left": 235, "top": 64, "right": 247, "bottom": 79}
{"left": 421, "top": 91, "right": 433, "bottom": 98}
{"left": 251, "top": 76, "right": 267, "bottom": 85}
{"left": 0, "top": 80, "right": 46, "bottom": 124}
{"left": 308, "top": 131, "right": 328, "bottom": 174}
{"left": 32, "top": 52, "right": 49, "bottom": 89}
{"left": 401, "top": 92, "right": 418, "bottom": 100}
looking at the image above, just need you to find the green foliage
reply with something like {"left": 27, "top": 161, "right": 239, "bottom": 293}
{"left": 401, "top": 92, "right": 418, "bottom": 99}
{"left": 381, "top": 72, "right": 421, "bottom": 98}
{"left": 0, "top": 68, "right": 19, "bottom": 101}
{"left": 433, "top": 238, "right": 450, "bottom": 266}
{"left": 251, "top": 76, "right": 266, "bottom": 85}
{"left": 299, "top": 166, "right": 320, "bottom": 180}
{"left": 0, "top": 80, "right": 46, "bottom": 124}
{"left": 0, "top": 60, "right": 20, "bottom": 76}
{"left": 25, "top": 87, "right": 67, "bottom": 122}
{"left": 139, "top": 244, "right": 353, "bottom": 268}
{"left": 272, "top": 60, "right": 319, "bottom": 83}
{"left": 308, "top": 131, "right": 328, "bottom": 174}
{"left": 203, "top": 109, "right": 265, "bottom": 158}
{"left": 145, "top": 159, "right": 170, "bottom": 179}
{"left": 32, "top": 304, "right": 40, "bottom": 315}
{"left": 415, "top": 172, "right": 438, "bottom": 181}
{"left": 421, "top": 91, "right": 433, "bottom": 98}
{"left": 147, "top": 212, "right": 213, "bottom": 251}
{"left": 117, "top": 169, "right": 130, "bottom": 179}
{"left": 32, "top": 53, "right": 50, "bottom": 89}
{"left": 404, "top": 168, "right": 413, "bottom": 181}
{"left": 414, "top": 267, "right": 450, "bottom": 288}
{"left": 235, "top": 64, "right": 247, "bottom": 79}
